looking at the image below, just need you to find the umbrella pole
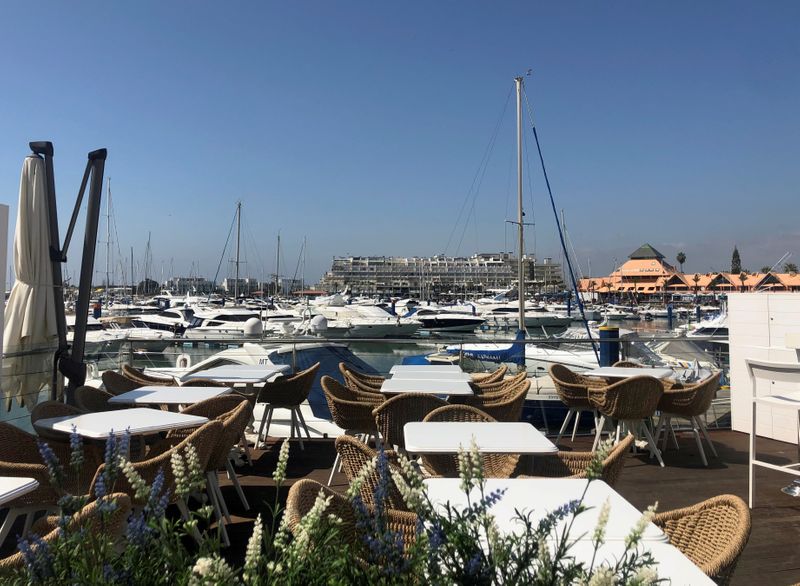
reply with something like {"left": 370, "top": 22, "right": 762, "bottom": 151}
{"left": 29, "top": 142, "right": 68, "bottom": 401}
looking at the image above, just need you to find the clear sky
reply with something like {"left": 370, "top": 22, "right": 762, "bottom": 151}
{"left": 2, "top": 1, "right": 798, "bottom": 287}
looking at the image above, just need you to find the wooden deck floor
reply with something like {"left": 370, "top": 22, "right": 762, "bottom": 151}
{"left": 217, "top": 429, "right": 800, "bottom": 585}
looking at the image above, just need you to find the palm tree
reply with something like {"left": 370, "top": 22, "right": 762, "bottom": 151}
{"left": 676, "top": 251, "right": 686, "bottom": 273}
{"left": 760, "top": 266, "right": 772, "bottom": 274}
{"left": 739, "top": 271, "right": 748, "bottom": 292}
{"left": 692, "top": 273, "right": 700, "bottom": 298}
{"left": 784, "top": 262, "right": 799, "bottom": 275}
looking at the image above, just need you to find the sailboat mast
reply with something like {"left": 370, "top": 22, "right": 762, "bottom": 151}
{"left": 275, "top": 233, "right": 281, "bottom": 297}
{"left": 234, "top": 201, "right": 241, "bottom": 301}
{"left": 515, "top": 76, "right": 525, "bottom": 332}
{"left": 106, "top": 177, "right": 111, "bottom": 299}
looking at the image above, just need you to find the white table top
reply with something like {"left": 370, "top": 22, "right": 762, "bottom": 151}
{"left": 108, "top": 385, "right": 232, "bottom": 405}
{"left": 380, "top": 378, "right": 474, "bottom": 396}
{"left": 0, "top": 477, "right": 40, "bottom": 506}
{"left": 404, "top": 422, "right": 557, "bottom": 455}
{"left": 389, "top": 365, "right": 463, "bottom": 374}
{"left": 423, "top": 478, "right": 667, "bottom": 543}
{"left": 560, "top": 540, "right": 713, "bottom": 584}
{"left": 34, "top": 408, "right": 209, "bottom": 439}
{"left": 180, "top": 364, "right": 290, "bottom": 384}
{"left": 583, "top": 366, "right": 674, "bottom": 379}
{"left": 390, "top": 371, "right": 472, "bottom": 382}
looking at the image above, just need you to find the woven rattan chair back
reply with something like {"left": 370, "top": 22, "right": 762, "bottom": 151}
{"left": 420, "top": 405, "right": 518, "bottom": 478}
{"left": 372, "top": 393, "right": 448, "bottom": 450}
{"left": 659, "top": 372, "right": 721, "bottom": 417}
{"left": 588, "top": 375, "right": 664, "bottom": 420}
{"left": 339, "top": 363, "right": 385, "bottom": 393}
{"left": 208, "top": 400, "right": 253, "bottom": 471}
{"left": 102, "top": 370, "right": 142, "bottom": 395}
{"left": 75, "top": 386, "right": 122, "bottom": 412}
{"left": 285, "top": 479, "right": 418, "bottom": 552}
{"left": 612, "top": 360, "right": 643, "bottom": 368}
{"left": 158, "top": 394, "right": 248, "bottom": 448}
{"left": 548, "top": 364, "right": 594, "bottom": 409}
{"left": 476, "top": 380, "right": 530, "bottom": 422}
{"left": 471, "top": 365, "right": 509, "bottom": 384}
{"left": 256, "top": 362, "right": 320, "bottom": 407}
{"left": 653, "top": 494, "right": 751, "bottom": 585}
{"left": 121, "top": 364, "right": 174, "bottom": 386}
{"left": 334, "top": 435, "right": 406, "bottom": 509}
{"left": 321, "top": 376, "right": 381, "bottom": 432}
{"left": 91, "top": 420, "right": 223, "bottom": 505}
{"left": 0, "top": 493, "right": 132, "bottom": 572}
{"left": 30, "top": 401, "right": 86, "bottom": 443}
{"left": 517, "top": 434, "right": 634, "bottom": 486}
{"left": 471, "top": 370, "right": 527, "bottom": 393}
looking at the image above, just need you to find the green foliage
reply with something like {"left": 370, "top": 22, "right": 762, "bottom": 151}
{"left": 784, "top": 262, "right": 799, "bottom": 274}
{"left": 16, "top": 435, "right": 660, "bottom": 585}
{"left": 731, "top": 247, "right": 741, "bottom": 274}
{"left": 676, "top": 251, "right": 686, "bottom": 272}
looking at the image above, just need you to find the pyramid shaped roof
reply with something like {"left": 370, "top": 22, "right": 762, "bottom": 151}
{"left": 629, "top": 243, "right": 665, "bottom": 260}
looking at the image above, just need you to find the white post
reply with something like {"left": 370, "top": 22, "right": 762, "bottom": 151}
{"left": 0, "top": 204, "right": 8, "bottom": 375}
{"left": 515, "top": 76, "right": 525, "bottom": 332}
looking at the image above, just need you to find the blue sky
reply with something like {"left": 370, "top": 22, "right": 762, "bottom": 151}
{"left": 1, "top": 1, "right": 799, "bottom": 287}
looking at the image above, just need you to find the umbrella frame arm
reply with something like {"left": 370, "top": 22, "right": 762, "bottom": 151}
{"left": 29, "top": 142, "right": 107, "bottom": 401}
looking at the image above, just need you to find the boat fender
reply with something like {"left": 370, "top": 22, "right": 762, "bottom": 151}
{"left": 176, "top": 353, "right": 192, "bottom": 369}
{"left": 86, "top": 362, "right": 99, "bottom": 381}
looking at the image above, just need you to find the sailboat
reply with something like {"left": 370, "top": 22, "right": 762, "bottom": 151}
{"left": 443, "top": 75, "right": 598, "bottom": 368}
{"left": 445, "top": 76, "right": 530, "bottom": 365}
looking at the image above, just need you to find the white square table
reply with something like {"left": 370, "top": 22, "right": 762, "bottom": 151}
{"left": 34, "top": 408, "right": 209, "bottom": 439}
{"left": 404, "top": 422, "right": 557, "bottom": 455}
{"left": 180, "top": 364, "right": 290, "bottom": 387}
{"left": 380, "top": 378, "right": 474, "bottom": 396}
{"left": 390, "top": 365, "right": 463, "bottom": 374}
{"left": 583, "top": 366, "right": 674, "bottom": 380}
{"left": 557, "top": 540, "right": 714, "bottom": 584}
{"left": 390, "top": 371, "right": 472, "bottom": 382}
{"left": 423, "top": 478, "right": 667, "bottom": 543}
{"left": 108, "top": 385, "right": 233, "bottom": 407}
{"left": 0, "top": 477, "right": 40, "bottom": 506}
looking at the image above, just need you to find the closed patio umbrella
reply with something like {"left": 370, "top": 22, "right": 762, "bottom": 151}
{"left": 2, "top": 155, "right": 58, "bottom": 410}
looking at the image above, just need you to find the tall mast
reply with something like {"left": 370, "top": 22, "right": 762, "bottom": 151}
{"left": 234, "top": 201, "right": 241, "bottom": 301}
{"left": 106, "top": 177, "right": 111, "bottom": 299}
{"left": 515, "top": 76, "right": 525, "bottom": 332}
{"left": 130, "top": 246, "right": 134, "bottom": 298}
{"left": 275, "top": 232, "right": 281, "bottom": 297}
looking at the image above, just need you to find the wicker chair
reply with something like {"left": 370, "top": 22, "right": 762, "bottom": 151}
{"left": 470, "top": 365, "right": 508, "bottom": 384}
{"left": 588, "top": 375, "right": 665, "bottom": 466}
{"left": 255, "top": 362, "right": 320, "bottom": 450}
{"left": 334, "top": 435, "right": 407, "bottom": 509}
{"left": 653, "top": 494, "right": 751, "bottom": 585}
{"left": 456, "top": 380, "right": 530, "bottom": 422}
{"left": 321, "top": 376, "right": 383, "bottom": 485}
{"left": 121, "top": 364, "right": 175, "bottom": 386}
{"left": 0, "top": 422, "right": 101, "bottom": 547}
{"left": 101, "top": 369, "right": 143, "bottom": 395}
{"left": 471, "top": 370, "right": 527, "bottom": 394}
{"left": 0, "top": 493, "right": 132, "bottom": 573}
{"left": 655, "top": 373, "right": 721, "bottom": 466}
{"left": 548, "top": 364, "right": 602, "bottom": 445}
{"left": 90, "top": 420, "right": 223, "bottom": 524}
{"left": 516, "top": 434, "right": 634, "bottom": 487}
{"left": 372, "top": 393, "right": 448, "bottom": 451}
{"left": 285, "top": 479, "right": 418, "bottom": 554}
{"left": 30, "top": 401, "right": 86, "bottom": 445}
{"left": 196, "top": 400, "right": 254, "bottom": 545}
{"left": 420, "top": 405, "right": 519, "bottom": 478}
{"left": 75, "top": 385, "right": 125, "bottom": 412}
{"left": 339, "top": 363, "right": 384, "bottom": 394}
{"left": 612, "top": 360, "right": 643, "bottom": 368}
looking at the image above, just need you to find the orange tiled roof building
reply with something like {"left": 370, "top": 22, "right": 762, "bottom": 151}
{"left": 577, "top": 244, "right": 800, "bottom": 297}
